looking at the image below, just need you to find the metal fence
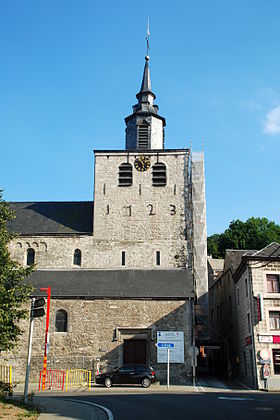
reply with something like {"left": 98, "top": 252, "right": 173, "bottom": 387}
{"left": 38, "top": 368, "right": 91, "bottom": 391}
{"left": 65, "top": 369, "right": 91, "bottom": 391}
{"left": 38, "top": 369, "right": 65, "bottom": 391}
{"left": 0, "top": 364, "right": 12, "bottom": 389}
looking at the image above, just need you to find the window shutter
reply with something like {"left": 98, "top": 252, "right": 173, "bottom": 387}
{"left": 138, "top": 124, "right": 149, "bottom": 150}
{"left": 152, "top": 162, "right": 167, "bottom": 186}
{"left": 119, "top": 163, "right": 133, "bottom": 186}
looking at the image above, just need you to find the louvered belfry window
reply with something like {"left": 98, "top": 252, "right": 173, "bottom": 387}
{"left": 118, "top": 163, "right": 133, "bottom": 186}
{"left": 152, "top": 162, "right": 167, "bottom": 186}
{"left": 137, "top": 122, "right": 149, "bottom": 150}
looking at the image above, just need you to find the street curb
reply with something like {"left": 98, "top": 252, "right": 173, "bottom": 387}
{"left": 67, "top": 398, "right": 114, "bottom": 420}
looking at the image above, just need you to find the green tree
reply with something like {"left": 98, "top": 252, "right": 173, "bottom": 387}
{"left": 207, "top": 217, "right": 280, "bottom": 258}
{"left": 0, "top": 191, "right": 33, "bottom": 352}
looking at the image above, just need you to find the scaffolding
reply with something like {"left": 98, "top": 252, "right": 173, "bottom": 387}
{"left": 190, "top": 151, "right": 209, "bottom": 339}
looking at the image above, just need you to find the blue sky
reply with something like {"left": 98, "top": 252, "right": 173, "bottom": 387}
{"left": 1, "top": 0, "right": 279, "bottom": 236}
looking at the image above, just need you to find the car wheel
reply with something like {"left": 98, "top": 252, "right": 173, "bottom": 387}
{"left": 141, "top": 377, "right": 151, "bottom": 388}
{"left": 104, "top": 377, "right": 112, "bottom": 388}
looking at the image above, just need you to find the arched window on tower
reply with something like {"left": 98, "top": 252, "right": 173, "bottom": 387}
{"left": 152, "top": 162, "right": 167, "bottom": 186}
{"left": 73, "top": 249, "right": 81, "bottom": 266}
{"left": 137, "top": 120, "right": 149, "bottom": 150}
{"left": 55, "top": 309, "right": 68, "bottom": 333}
{"left": 118, "top": 163, "right": 133, "bottom": 186}
{"left": 26, "top": 248, "right": 35, "bottom": 265}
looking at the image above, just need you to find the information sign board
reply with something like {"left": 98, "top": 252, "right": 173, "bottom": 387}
{"left": 157, "top": 331, "right": 184, "bottom": 363}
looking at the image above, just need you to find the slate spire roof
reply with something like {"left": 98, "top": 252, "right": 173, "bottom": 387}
{"left": 136, "top": 56, "right": 155, "bottom": 100}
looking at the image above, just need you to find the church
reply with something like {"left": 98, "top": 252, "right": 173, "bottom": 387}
{"left": 5, "top": 50, "right": 208, "bottom": 385}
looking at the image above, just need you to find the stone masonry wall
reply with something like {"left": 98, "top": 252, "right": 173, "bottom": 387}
{"left": 249, "top": 261, "right": 280, "bottom": 390}
{"left": 93, "top": 150, "right": 189, "bottom": 242}
{"left": 9, "top": 237, "right": 188, "bottom": 270}
{"left": 0, "top": 299, "right": 192, "bottom": 385}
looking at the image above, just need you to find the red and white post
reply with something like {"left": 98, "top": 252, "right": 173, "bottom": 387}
{"left": 40, "top": 287, "right": 51, "bottom": 391}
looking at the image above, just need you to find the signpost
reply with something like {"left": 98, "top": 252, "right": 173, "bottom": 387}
{"left": 263, "top": 363, "right": 270, "bottom": 390}
{"left": 156, "top": 343, "right": 174, "bottom": 349}
{"left": 24, "top": 296, "right": 47, "bottom": 403}
{"left": 155, "top": 342, "right": 174, "bottom": 389}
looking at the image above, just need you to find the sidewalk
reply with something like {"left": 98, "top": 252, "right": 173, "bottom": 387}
{"left": 13, "top": 384, "right": 109, "bottom": 420}
{"left": 34, "top": 396, "right": 108, "bottom": 420}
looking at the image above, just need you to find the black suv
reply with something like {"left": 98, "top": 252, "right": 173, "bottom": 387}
{"left": 95, "top": 364, "right": 157, "bottom": 388}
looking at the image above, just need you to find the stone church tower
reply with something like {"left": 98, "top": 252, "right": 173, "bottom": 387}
{"left": 3, "top": 51, "right": 207, "bottom": 385}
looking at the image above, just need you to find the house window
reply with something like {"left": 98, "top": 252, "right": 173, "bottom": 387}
{"left": 26, "top": 248, "right": 35, "bottom": 265}
{"left": 245, "top": 278, "right": 248, "bottom": 298}
{"left": 55, "top": 310, "right": 68, "bottom": 333}
{"left": 273, "top": 349, "right": 280, "bottom": 374}
{"left": 269, "top": 311, "right": 280, "bottom": 330}
{"left": 247, "top": 313, "right": 251, "bottom": 332}
{"left": 152, "top": 162, "right": 167, "bottom": 186}
{"left": 266, "top": 274, "right": 280, "bottom": 293}
{"left": 137, "top": 121, "right": 149, "bottom": 150}
{"left": 122, "top": 251, "right": 126, "bottom": 266}
{"left": 236, "top": 288, "right": 240, "bottom": 305}
{"left": 156, "top": 251, "right": 160, "bottom": 266}
{"left": 73, "top": 249, "right": 81, "bottom": 266}
{"left": 118, "top": 163, "right": 133, "bottom": 186}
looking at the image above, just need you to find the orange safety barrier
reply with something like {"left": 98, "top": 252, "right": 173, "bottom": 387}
{"left": 38, "top": 369, "right": 65, "bottom": 391}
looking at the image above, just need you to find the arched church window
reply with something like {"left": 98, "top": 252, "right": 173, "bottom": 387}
{"left": 118, "top": 163, "right": 133, "bottom": 186}
{"left": 73, "top": 249, "right": 81, "bottom": 266}
{"left": 152, "top": 162, "right": 167, "bottom": 186}
{"left": 137, "top": 121, "right": 149, "bottom": 150}
{"left": 26, "top": 248, "right": 35, "bottom": 265}
{"left": 55, "top": 309, "right": 68, "bottom": 333}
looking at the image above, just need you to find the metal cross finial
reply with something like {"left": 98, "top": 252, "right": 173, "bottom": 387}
{"left": 146, "top": 17, "right": 150, "bottom": 59}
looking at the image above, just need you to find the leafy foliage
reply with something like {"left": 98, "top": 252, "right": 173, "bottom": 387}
{"left": 0, "top": 191, "right": 33, "bottom": 352}
{"left": 207, "top": 217, "right": 280, "bottom": 258}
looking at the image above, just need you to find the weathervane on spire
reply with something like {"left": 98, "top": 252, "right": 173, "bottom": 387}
{"left": 146, "top": 17, "right": 150, "bottom": 60}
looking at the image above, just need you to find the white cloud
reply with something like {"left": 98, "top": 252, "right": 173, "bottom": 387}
{"left": 263, "top": 105, "right": 280, "bottom": 135}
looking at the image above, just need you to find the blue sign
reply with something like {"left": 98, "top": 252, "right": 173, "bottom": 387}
{"left": 156, "top": 342, "right": 174, "bottom": 348}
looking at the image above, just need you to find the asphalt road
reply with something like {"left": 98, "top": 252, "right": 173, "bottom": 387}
{"left": 66, "top": 391, "right": 280, "bottom": 420}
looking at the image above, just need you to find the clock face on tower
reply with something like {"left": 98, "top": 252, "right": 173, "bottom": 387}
{"left": 134, "top": 156, "right": 151, "bottom": 172}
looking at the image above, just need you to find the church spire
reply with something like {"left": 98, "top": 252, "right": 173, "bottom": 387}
{"left": 136, "top": 55, "right": 155, "bottom": 103}
{"left": 124, "top": 22, "right": 166, "bottom": 151}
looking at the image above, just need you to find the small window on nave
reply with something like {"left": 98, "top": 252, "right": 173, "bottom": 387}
{"left": 152, "top": 162, "right": 167, "bottom": 187}
{"left": 73, "top": 249, "right": 81, "bottom": 266}
{"left": 118, "top": 163, "right": 133, "bottom": 186}
{"left": 156, "top": 251, "right": 161, "bottom": 266}
{"left": 26, "top": 248, "right": 35, "bottom": 265}
{"left": 55, "top": 309, "right": 68, "bottom": 333}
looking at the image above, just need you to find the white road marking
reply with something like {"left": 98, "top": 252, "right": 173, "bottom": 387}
{"left": 218, "top": 397, "right": 254, "bottom": 401}
{"left": 67, "top": 398, "right": 114, "bottom": 420}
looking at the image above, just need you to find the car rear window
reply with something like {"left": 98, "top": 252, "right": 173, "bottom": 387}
{"left": 135, "top": 366, "right": 147, "bottom": 372}
{"left": 119, "top": 365, "right": 134, "bottom": 373}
